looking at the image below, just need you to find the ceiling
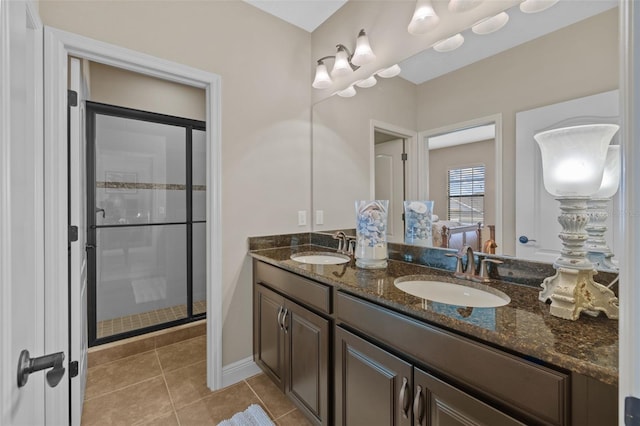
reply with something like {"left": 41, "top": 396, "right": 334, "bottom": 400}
{"left": 243, "top": 0, "right": 617, "bottom": 84}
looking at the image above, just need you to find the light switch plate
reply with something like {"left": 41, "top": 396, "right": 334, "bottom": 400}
{"left": 315, "top": 210, "right": 324, "bottom": 225}
{"left": 298, "top": 210, "right": 307, "bottom": 226}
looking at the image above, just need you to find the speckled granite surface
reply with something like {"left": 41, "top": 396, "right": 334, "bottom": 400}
{"left": 248, "top": 239, "right": 618, "bottom": 387}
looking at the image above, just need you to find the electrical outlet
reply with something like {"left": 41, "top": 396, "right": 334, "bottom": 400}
{"left": 315, "top": 210, "right": 324, "bottom": 225}
{"left": 298, "top": 210, "right": 307, "bottom": 226}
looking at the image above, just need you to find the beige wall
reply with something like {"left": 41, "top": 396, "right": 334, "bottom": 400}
{"left": 428, "top": 139, "right": 495, "bottom": 226}
{"left": 39, "top": 0, "right": 312, "bottom": 365}
{"left": 88, "top": 62, "right": 206, "bottom": 121}
{"left": 313, "top": 74, "right": 417, "bottom": 230}
{"left": 416, "top": 8, "right": 618, "bottom": 254}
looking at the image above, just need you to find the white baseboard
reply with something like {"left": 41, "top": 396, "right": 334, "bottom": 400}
{"left": 221, "top": 356, "right": 262, "bottom": 388}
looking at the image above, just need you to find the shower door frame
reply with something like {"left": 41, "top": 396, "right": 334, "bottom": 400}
{"left": 86, "top": 101, "right": 206, "bottom": 346}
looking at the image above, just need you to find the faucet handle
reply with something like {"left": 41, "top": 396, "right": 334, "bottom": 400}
{"left": 445, "top": 252, "right": 464, "bottom": 273}
{"left": 479, "top": 258, "right": 504, "bottom": 282}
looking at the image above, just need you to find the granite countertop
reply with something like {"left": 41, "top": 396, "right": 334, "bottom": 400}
{"left": 249, "top": 243, "right": 618, "bottom": 387}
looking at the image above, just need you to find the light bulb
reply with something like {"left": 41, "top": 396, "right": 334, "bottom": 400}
{"left": 448, "top": 0, "right": 482, "bottom": 13}
{"left": 520, "top": 0, "right": 559, "bottom": 14}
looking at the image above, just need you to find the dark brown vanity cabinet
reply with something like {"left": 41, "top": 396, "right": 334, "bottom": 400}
{"left": 335, "top": 326, "right": 524, "bottom": 426}
{"left": 253, "top": 262, "right": 331, "bottom": 426}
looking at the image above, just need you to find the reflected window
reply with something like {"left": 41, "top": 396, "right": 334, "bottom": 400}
{"left": 447, "top": 165, "right": 485, "bottom": 224}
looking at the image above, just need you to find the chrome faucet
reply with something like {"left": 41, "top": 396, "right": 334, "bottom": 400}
{"left": 332, "top": 231, "right": 356, "bottom": 256}
{"left": 446, "top": 245, "right": 477, "bottom": 280}
{"left": 446, "top": 245, "right": 503, "bottom": 282}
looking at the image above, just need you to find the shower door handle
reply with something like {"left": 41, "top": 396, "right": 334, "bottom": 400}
{"left": 95, "top": 207, "right": 105, "bottom": 218}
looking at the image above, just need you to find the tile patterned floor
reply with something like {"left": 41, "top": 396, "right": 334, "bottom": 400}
{"left": 97, "top": 300, "right": 207, "bottom": 339}
{"left": 81, "top": 335, "right": 312, "bottom": 425}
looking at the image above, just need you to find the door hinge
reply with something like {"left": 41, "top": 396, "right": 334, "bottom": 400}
{"left": 68, "top": 90, "right": 78, "bottom": 107}
{"left": 69, "top": 225, "right": 78, "bottom": 242}
{"left": 69, "top": 361, "right": 79, "bottom": 378}
{"left": 401, "top": 153, "right": 408, "bottom": 161}
{"left": 626, "top": 396, "right": 640, "bottom": 425}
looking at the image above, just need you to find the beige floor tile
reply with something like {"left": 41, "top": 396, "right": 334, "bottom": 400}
{"left": 154, "top": 321, "right": 206, "bottom": 348}
{"left": 175, "top": 382, "right": 264, "bottom": 425}
{"left": 163, "top": 360, "right": 213, "bottom": 409}
{"left": 246, "top": 373, "right": 296, "bottom": 418}
{"left": 275, "top": 409, "right": 314, "bottom": 426}
{"left": 81, "top": 377, "right": 173, "bottom": 426}
{"left": 132, "top": 410, "right": 179, "bottom": 426}
{"left": 84, "top": 351, "right": 162, "bottom": 400}
{"left": 156, "top": 335, "right": 206, "bottom": 372}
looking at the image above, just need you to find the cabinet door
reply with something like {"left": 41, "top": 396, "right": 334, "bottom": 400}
{"left": 285, "top": 300, "right": 329, "bottom": 425}
{"left": 413, "top": 368, "right": 525, "bottom": 426}
{"left": 254, "top": 284, "right": 286, "bottom": 390}
{"left": 335, "top": 327, "right": 413, "bottom": 426}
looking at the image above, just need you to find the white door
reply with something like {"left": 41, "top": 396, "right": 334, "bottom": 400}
{"left": 0, "top": 1, "right": 67, "bottom": 424}
{"left": 69, "top": 56, "right": 89, "bottom": 426}
{"left": 515, "top": 90, "right": 619, "bottom": 263}
{"left": 375, "top": 139, "right": 405, "bottom": 243}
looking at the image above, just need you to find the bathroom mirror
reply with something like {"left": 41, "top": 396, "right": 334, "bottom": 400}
{"left": 311, "top": 1, "right": 618, "bottom": 257}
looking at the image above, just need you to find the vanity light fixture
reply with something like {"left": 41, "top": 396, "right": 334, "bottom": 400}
{"left": 312, "top": 28, "right": 376, "bottom": 90}
{"left": 433, "top": 33, "right": 465, "bottom": 52}
{"left": 534, "top": 122, "right": 620, "bottom": 320}
{"left": 586, "top": 145, "right": 621, "bottom": 271}
{"left": 448, "top": 0, "right": 482, "bottom": 13}
{"left": 355, "top": 75, "right": 377, "bottom": 88}
{"left": 520, "top": 0, "right": 559, "bottom": 14}
{"left": 377, "top": 64, "right": 402, "bottom": 78}
{"left": 408, "top": 0, "right": 440, "bottom": 35}
{"left": 337, "top": 85, "right": 356, "bottom": 98}
{"left": 472, "top": 11, "right": 510, "bottom": 35}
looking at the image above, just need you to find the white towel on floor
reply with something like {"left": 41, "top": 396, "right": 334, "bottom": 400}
{"left": 217, "top": 404, "right": 274, "bottom": 426}
{"left": 131, "top": 277, "right": 167, "bottom": 304}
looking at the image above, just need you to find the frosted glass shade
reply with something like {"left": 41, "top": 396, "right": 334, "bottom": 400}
{"left": 355, "top": 76, "right": 377, "bottom": 88}
{"left": 448, "top": 0, "right": 482, "bottom": 13}
{"left": 331, "top": 47, "right": 352, "bottom": 77}
{"left": 337, "top": 85, "right": 356, "bottom": 98}
{"left": 472, "top": 12, "right": 509, "bottom": 35}
{"left": 520, "top": 0, "right": 559, "bottom": 13}
{"left": 351, "top": 30, "right": 376, "bottom": 66}
{"left": 377, "top": 64, "right": 401, "bottom": 78}
{"left": 593, "top": 145, "right": 621, "bottom": 199}
{"left": 534, "top": 124, "right": 619, "bottom": 197}
{"left": 312, "top": 62, "right": 332, "bottom": 89}
{"left": 433, "top": 33, "right": 464, "bottom": 52}
{"left": 408, "top": 0, "right": 440, "bottom": 35}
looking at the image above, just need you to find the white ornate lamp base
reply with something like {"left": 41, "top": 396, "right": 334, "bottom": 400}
{"left": 539, "top": 268, "right": 619, "bottom": 320}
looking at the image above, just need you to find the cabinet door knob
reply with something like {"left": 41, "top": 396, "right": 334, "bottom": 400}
{"left": 399, "top": 376, "right": 410, "bottom": 419}
{"left": 413, "top": 385, "right": 424, "bottom": 423}
{"left": 282, "top": 308, "right": 289, "bottom": 333}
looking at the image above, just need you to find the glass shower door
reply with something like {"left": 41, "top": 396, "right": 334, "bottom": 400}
{"left": 87, "top": 104, "right": 206, "bottom": 344}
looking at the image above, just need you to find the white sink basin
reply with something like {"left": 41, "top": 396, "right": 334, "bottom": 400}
{"left": 394, "top": 276, "right": 510, "bottom": 308}
{"left": 290, "top": 252, "right": 350, "bottom": 265}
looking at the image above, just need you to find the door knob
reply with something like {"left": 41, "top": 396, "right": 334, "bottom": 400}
{"left": 519, "top": 235, "right": 537, "bottom": 244}
{"left": 17, "top": 349, "right": 65, "bottom": 388}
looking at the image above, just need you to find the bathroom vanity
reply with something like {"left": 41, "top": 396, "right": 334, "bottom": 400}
{"left": 250, "top": 235, "right": 618, "bottom": 426}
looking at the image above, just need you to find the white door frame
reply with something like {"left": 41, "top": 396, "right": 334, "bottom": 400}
{"left": 619, "top": 0, "right": 640, "bottom": 421}
{"left": 417, "top": 114, "right": 503, "bottom": 254}
{"left": 43, "top": 27, "right": 223, "bottom": 421}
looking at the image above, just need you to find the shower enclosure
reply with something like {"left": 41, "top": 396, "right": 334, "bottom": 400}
{"left": 86, "top": 102, "right": 206, "bottom": 346}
